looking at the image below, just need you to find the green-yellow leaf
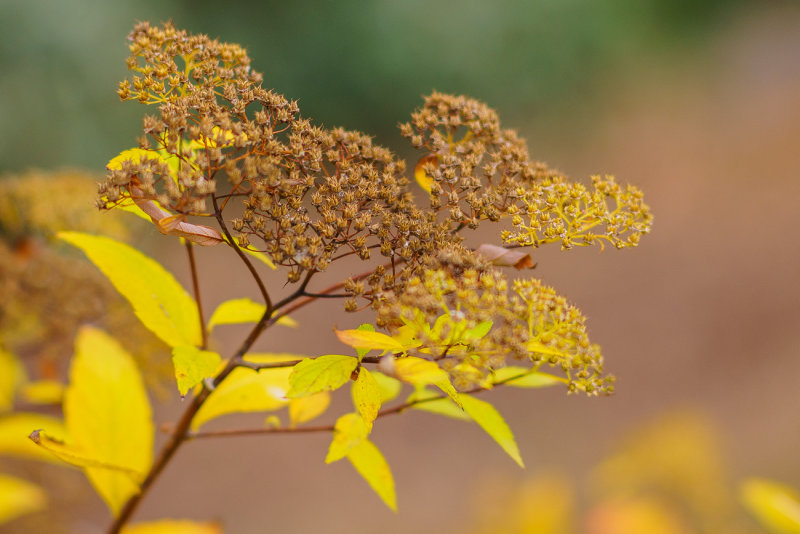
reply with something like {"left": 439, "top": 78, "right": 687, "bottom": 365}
{"left": 464, "top": 320, "right": 493, "bottom": 342}
{"left": 492, "top": 366, "right": 565, "bottom": 388}
{"left": 20, "top": 380, "right": 64, "bottom": 405}
{"left": 58, "top": 232, "right": 201, "bottom": 348}
{"left": 121, "top": 519, "right": 222, "bottom": 534}
{"left": 393, "top": 357, "right": 461, "bottom": 407}
{"left": 371, "top": 371, "right": 402, "bottom": 403}
{"left": 326, "top": 413, "right": 368, "bottom": 464}
{"left": 0, "top": 348, "right": 24, "bottom": 412}
{"left": 741, "top": 478, "right": 800, "bottom": 533}
{"left": 288, "top": 392, "right": 331, "bottom": 428}
{"left": 287, "top": 355, "right": 358, "bottom": 398}
{"left": 352, "top": 368, "right": 381, "bottom": 428}
{"left": 460, "top": 394, "right": 524, "bottom": 467}
{"left": 347, "top": 439, "right": 397, "bottom": 512}
{"left": 208, "top": 298, "right": 297, "bottom": 331}
{"left": 172, "top": 346, "right": 222, "bottom": 397}
{"left": 355, "top": 324, "right": 376, "bottom": 359}
{"left": 0, "top": 413, "right": 68, "bottom": 463}
{"left": 64, "top": 326, "right": 154, "bottom": 517}
{"left": 335, "top": 329, "right": 407, "bottom": 353}
{"left": 408, "top": 387, "right": 470, "bottom": 421}
{"left": 0, "top": 473, "right": 47, "bottom": 526}
{"left": 526, "top": 340, "right": 567, "bottom": 358}
{"left": 191, "top": 354, "right": 299, "bottom": 431}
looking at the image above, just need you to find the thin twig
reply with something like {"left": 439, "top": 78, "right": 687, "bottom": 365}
{"left": 184, "top": 241, "right": 207, "bottom": 349}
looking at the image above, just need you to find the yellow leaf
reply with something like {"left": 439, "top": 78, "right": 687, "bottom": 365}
{"left": 20, "top": 380, "right": 64, "bottom": 405}
{"left": 207, "top": 298, "right": 297, "bottom": 331}
{"left": 171, "top": 346, "right": 222, "bottom": 397}
{"left": 64, "top": 327, "right": 154, "bottom": 517}
{"left": 0, "top": 473, "right": 47, "bottom": 526}
{"left": 460, "top": 394, "right": 523, "bottom": 467}
{"left": 289, "top": 392, "right": 331, "bottom": 428}
{"left": 29, "top": 430, "right": 141, "bottom": 478}
{"left": 335, "top": 329, "right": 406, "bottom": 353}
{"left": 121, "top": 519, "right": 222, "bottom": 534}
{"left": 414, "top": 154, "right": 439, "bottom": 194}
{"left": 526, "top": 340, "right": 567, "bottom": 358}
{"left": 352, "top": 368, "right": 381, "bottom": 429}
{"left": 326, "top": 413, "right": 368, "bottom": 464}
{"left": 188, "top": 126, "right": 236, "bottom": 149}
{"left": 347, "top": 439, "right": 397, "bottom": 512}
{"left": 58, "top": 232, "right": 201, "bottom": 348}
{"left": 408, "top": 387, "right": 470, "bottom": 421}
{"left": 287, "top": 355, "right": 358, "bottom": 398}
{"left": 238, "top": 245, "right": 277, "bottom": 270}
{"left": 491, "top": 367, "right": 564, "bottom": 388}
{"left": 0, "top": 348, "right": 24, "bottom": 412}
{"left": 393, "top": 357, "right": 460, "bottom": 407}
{"left": 741, "top": 478, "right": 800, "bottom": 534}
{"left": 0, "top": 413, "right": 68, "bottom": 463}
{"left": 371, "top": 371, "right": 402, "bottom": 403}
{"left": 191, "top": 354, "right": 300, "bottom": 431}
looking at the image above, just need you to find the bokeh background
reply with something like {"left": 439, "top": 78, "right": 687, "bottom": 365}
{"left": 2, "top": 0, "right": 799, "bottom": 532}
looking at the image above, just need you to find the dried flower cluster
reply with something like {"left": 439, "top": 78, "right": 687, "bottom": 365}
{"left": 102, "top": 22, "right": 651, "bottom": 396}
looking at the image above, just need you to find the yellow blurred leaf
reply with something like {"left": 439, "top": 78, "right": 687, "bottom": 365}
{"left": 371, "top": 371, "right": 402, "bottom": 403}
{"left": 64, "top": 327, "right": 153, "bottom": 517}
{"left": 741, "top": 478, "right": 800, "bottom": 534}
{"left": 191, "top": 354, "right": 300, "bottom": 431}
{"left": 0, "top": 473, "right": 47, "bottom": 526}
{"left": 352, "top": 368, "right": 381, "bottom": 429}
{"left": 347, "top": 439, "right": 396, "bottom": 512}
{"left": 58, "top": 232, "right": 201, "bottom": 348}
{"left": 171, "top": 346, "right": 222, "bottom": 397}
{"left": 326, "top": 413, "right": 369, "bottom": 464}
{"left": 20, "top": 380, "right": 64, "bottom": 405}
{"left": 287, "top": 355, "right": 358, "bottom": 398}
{"left": 0, "top": 348, "right": 24, "bottom": 412}
{"left": 0, "top": 413, "right": 68, "bottom": 463}
{"left": 208, "top": 298, "right": 297, "bottom": 331}
{"left": 460, "top": 394, "right": 524, "bottom": 467}
{"left": 586, "top": 497, "right": 689, "bottom": 534}
{"left": 288, "top": 392, "right": 331, "bottom": 427}
{"left": 335, "top": 329, "right": 407, "bottom": 354}
{"left": 121, "top": 519, "right": 221, "bottom": 534}
{"left": 393, "top": 357, "right": 461, "bottom": 407}
{"left": 491, "top": 366, "right": 564, "bottom": 388}
{"left": 238, "top": 245, "right": 277, "bottom": 270}
{"left": 414, "top": 154, "right": 439, "bottom": 194}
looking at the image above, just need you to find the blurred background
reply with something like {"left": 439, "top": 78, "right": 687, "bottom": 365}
{"left": 2, "top": 0, "right": 799, "bottom": 532}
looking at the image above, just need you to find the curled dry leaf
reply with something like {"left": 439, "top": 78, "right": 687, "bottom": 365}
{"left": 476, "top": 243, "right": 535, "bottom": 269}
{"left": 131, "top": 187, "right": 224, "bottom": 246}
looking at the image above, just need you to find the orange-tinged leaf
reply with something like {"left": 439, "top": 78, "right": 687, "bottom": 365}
{"left": 0, "top": 413, "right": 68, "bottom": 463}
{"left": 121, "top": 519, "right": 222, "bottom": 534}
{"left": 476, "top": 243, "right": 535, "bottom": 269}
{"left": 347, "top": 439, "right": 396, "bottom": 511}
{"left": 171, "top": 346, "right": 222, "bottom": 397}
{"left": 287, "top": 355, "right": 358, "bottom": 398}
{"left": 326, "top": 413, "right": 368, "bottom": 464}
{"left": 64, "top": 327, "right": 153, "bottom": 517}
{"left": 335, "top": 329, "right": 406, "bottom": 354}
{"left": 352, "top": 368, "right": 381, "bottom": 429}
{"left": 0, "top": 473, "right": 46, "bottom": 526}
{"left": 58, "top": 232, "right": 201, "bottom": 348}
{"left": 741, "top": 478, "right": 800, "bottom": 534}
{"left": 288, "top": 392, "right": 331, "bottom": 428}
{"left": 460, "top": 394, "right": 523, "bottom": 467}
{"left": 208, "top": 298, "right": 297, "bottom": 331}
{"left": 191, "top": 354, "right": 300, "bottom": 431}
